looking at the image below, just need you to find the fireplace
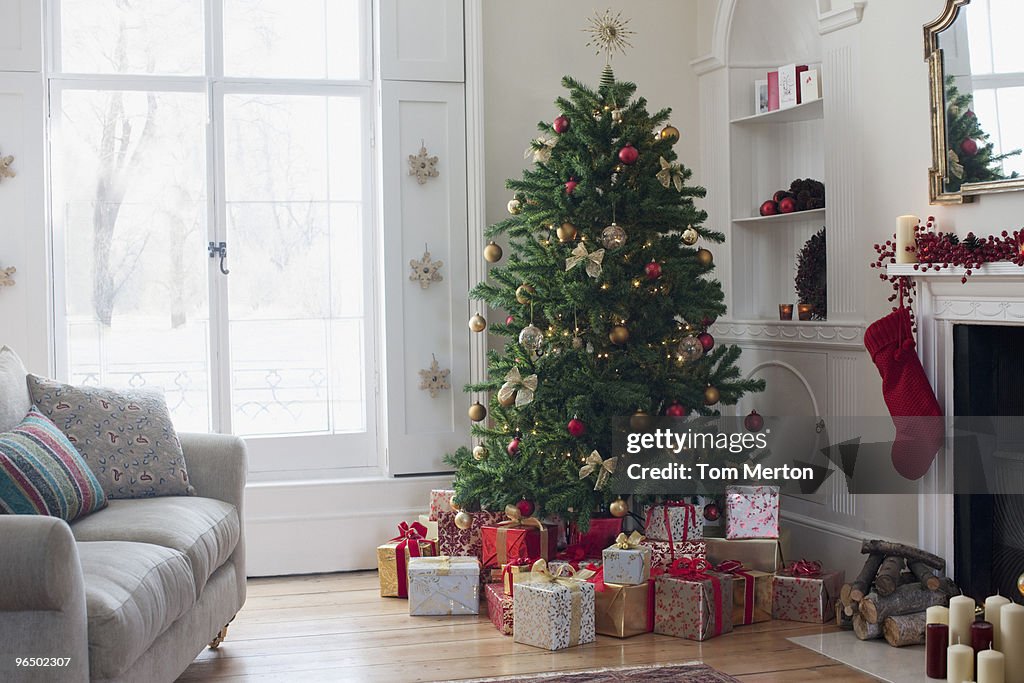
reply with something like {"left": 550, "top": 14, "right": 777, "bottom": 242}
{"left": 952, "top": 323, "right": 1024, "bottom": 601}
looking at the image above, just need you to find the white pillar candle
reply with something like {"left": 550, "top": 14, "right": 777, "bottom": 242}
{"left": 948, "top": 641, "right": 974, "bottom": 683}
{"left": 987, "top": 595, "right": 1011, "bottom": 651}
{"left": 928, "top": 605, "right": 950, "bottom": 625}
{"left": 950, "top": 595, "right": 976, "bottom": 646}
{"left": 1002, "top": 603, "right": 1024, "bottom": 683}
{"left": 896, "top": 214, "right": 919, "bottom": 264}
{"left": 979, "top": 648, "right": 1006, "bottom": 683}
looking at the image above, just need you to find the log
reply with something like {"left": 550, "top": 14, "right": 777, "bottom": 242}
{"left": 860, "top": 583, "right": 950, "bottom": 624}
{"left": 844, "top": 602, "right": 857, "bottom": 617}
{"left": 860, "top": 540, "right": 945, "bottom": 571}
{"left": 899, "top": 570, "right": 917, "bottom": 586}
{"left": 883, "top": 612, "right": 928, "bottom": 647}
{"left": 908, "top": 560, "right": 942, "bottom": 591}
{"left": 853, "top": 613, "right": 883, "bottom": 640}
{"left": 874, "top": 556, "right": 906, "bottom": 597}
{"left": 836, "top": 601, "right": 854, "bottom": 630}
{"left": 848, "top": 553, "right": 885, "bottom": 602}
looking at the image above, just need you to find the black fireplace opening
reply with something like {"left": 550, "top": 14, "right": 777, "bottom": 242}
{"left": 953, "top": 323, "right": 1024, "bottom": 602}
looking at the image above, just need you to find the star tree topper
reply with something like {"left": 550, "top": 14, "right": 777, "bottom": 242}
{"left": 583, "top": 9, "right": 635, "bottom": 62}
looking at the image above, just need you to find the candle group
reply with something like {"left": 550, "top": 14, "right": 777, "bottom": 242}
{"left": 949, "top": 640, "right": 974, "bottom": 683}
{"left": 928, "top": 597, "right": 1024, "bottom": 683}
{"left": 949, "top": 595, "right": 975, "bottom": 646}
{"left": 896, "top": 214, "right": 919, "bottom": 264}
{"left": 1003, "top": 603, "right": 1024, "bottom": 683}
{"left": 980, "top": 647, "right": 1006, "bottom": 683}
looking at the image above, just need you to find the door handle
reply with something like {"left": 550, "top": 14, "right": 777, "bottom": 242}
{"left": 208, "top": 241, "right": 229, "bottom": 275}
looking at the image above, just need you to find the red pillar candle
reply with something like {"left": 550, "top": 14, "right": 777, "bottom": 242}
{"left": 971, "top": 620, "right": 994, "bottom": 666}
{"left": 926, "top": 623, "right": 948, "bottom": 679}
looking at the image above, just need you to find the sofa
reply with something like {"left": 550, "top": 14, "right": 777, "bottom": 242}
{"left": 0, "top": 348, "right": 247, "bottom": 683}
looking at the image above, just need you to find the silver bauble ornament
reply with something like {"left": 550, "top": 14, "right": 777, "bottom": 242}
{"left": 600, "top": 223, "right": 628, "bottom": 250}
{"left": 518, "top": 324, "right": 545, "bottom": 351}
{"left": 676, "top": 336, "right": 705, "bottom": 363}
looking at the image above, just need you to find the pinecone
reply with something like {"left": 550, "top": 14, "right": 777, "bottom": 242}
{"left": 964, "top": 233, "right": 981, "bottom": 250}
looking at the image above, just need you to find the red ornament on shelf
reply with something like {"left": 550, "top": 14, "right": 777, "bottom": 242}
{"left": 703, "top": 503, "right": 720, "bottom": 522}
{"left": 778, "top": 197, "right": 798, "bottom": 213}
{"left": 565, "top": 179, "right": 578, "bottom": 195}
{"left": 759, "top": 200, "right": 779, "bottom": 216}
{"left": 644, "top": 261, "right": 662, "bottom": 280}
{"left": 698, "top": 332, "right": 715, "bottom": 352}
{"left": 618, "top": 144, "right": 639, "bottom": 165}
{"left": 516, "top": 498, "right": 535, "bottom": 518}
{"left": 553, "top": 115, "right": 570, "bottom": 134}
{"left": 960, "top": 137, "right": 979, "bottom": 157}
{"left": 665, "top": 402, "right": 688, "bottom": 417}
{"left": 744, "top": 410, "right": 765, "bottom": 433}
{"left": 567, "top": 417, "right": 586, "bottom": 437}
{"left": 507, "top": 437, "right": 521, "bottom": 457}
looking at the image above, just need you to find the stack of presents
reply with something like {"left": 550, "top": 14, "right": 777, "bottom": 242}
{"left": 376, "top": 485, "right": 845, "bottom": 650}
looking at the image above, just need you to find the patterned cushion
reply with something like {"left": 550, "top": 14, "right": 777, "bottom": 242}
{"left": 27, "top": 375, "right": 194, "bottom": 499}
{"left": 0, "top": 408, "right": 107, "bottom": 521}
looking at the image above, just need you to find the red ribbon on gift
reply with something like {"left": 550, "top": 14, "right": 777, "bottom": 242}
{"left": 583, "top": 563, "right": 605, "bottom": 593}
{"left": 667, "top": 557, "right": 725, "bottom": 638}
{"left": 390, "top": 521, "right": 436, "bottom": 598}
{"left": 558, "top": 543, "right": 588, "bottom": 566}
{"left": 647, "top": 566, "right": 666, "bottom": 632}
{"left": 785, "top": 559, "right": 822, "bottom": 577}
{"left": 716, "top": 560, "right": 755, "bottom": 624}
{"left": 645, "top": 500, "right": 697, "bottom": 547}
{"left": 502, "top": 556, "right": 534, "bottom": 598}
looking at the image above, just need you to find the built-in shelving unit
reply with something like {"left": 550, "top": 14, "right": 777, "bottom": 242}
{"left": 729, "top": 98, "right": 824, "bottom": 126}
{"left": 732, "top": 207, "right": 826, "bottom": 227}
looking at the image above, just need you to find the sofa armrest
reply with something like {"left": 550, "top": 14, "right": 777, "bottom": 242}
{"left": 0, "top": 516, "right": 83, "bottom": 612}
{"left": 179, "top": 432, "right": 248, "bottom": 513}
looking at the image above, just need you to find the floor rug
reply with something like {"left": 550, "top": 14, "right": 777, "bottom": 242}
{"left": 454, "top": 662, "right": 741, "bottom": 683}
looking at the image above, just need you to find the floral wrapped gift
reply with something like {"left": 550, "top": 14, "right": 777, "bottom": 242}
{"left": 437, "top": 509, "right": 505, "bottom": 559}
{"left": 772, "top": 560, "right": 845, "bottom": 623}
{"left": 714, "top": 560, "right": 773, "bottom": 625}
{"left": 725, "top": 485, "right": 780, "bottom": 540}
{"left": 417, "top": 514, "right": 439, "bottom": 541}
{"left": 377, "top": 521, "right": 437, "bottom": 598}
{"left": 484, "top": 583, "right": 514, "bottom": 635}
{"left": 640, "top": 538, "right": 706, "bottom": 570}
{"left": 644, "top": 501, "right": 702, "bottom": 544}
{"left": 513, "top": 559, "right": 597, "bottom": 651}
{"left": 428, "top": 489, "right": 455, "bottom": 521}
{"left": 407, "top": 555, "right": 480, "bottom": 616}
{"left": 705, "top": 536, "right": 784, "bottom": 574}
{"left": 568, "top": 517, "right": 623, "bottom": 559}
{"left": 480, "top": 505, "right": 558, "bottom": 568}
{"left": 595, "top": 581, "right": 651, "bottom": 638}
{"left": 654, "top": 558, "right": 733, "bottom": 641}
{"left": 602, "top": 531, "right": 652, "bottom": 585}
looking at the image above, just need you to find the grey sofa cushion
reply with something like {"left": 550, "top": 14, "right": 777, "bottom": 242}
{"left": 0, "top": 346, "right": 30, "bottom": 433}
{"left": 71, "top": 497, "right": 239, "bottom": 598}
{"left": 78, "top": 541, "right": 196, "bottom": 681}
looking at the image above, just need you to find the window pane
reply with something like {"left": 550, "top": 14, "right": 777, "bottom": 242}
{"left": 55, "top": 89, "right": 211, "bottom": 432}
{"left": 60, "top": 0, "right": 204, "bottom": 75}
{"left": 223, "top": 0, "right": 363, "bottom": 80}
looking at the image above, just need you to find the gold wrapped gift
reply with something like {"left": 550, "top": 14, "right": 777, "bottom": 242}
{"left": 377, "top": 537, "right": 436, "bottom": 597}
{"left": 704, "top": 536, "right": 784, "bottom": 574}
{"left": 595, "top": 581, "right": 651, "bottom": 638}
{"left": 716, "top": 564, "right": 773, "bottom": 625}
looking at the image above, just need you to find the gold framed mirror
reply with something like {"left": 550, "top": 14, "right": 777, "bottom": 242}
{"left": 925, "top": 0, "right": 1024, "bottom": 204}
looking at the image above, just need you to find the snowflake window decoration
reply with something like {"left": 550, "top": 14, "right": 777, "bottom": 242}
{"left": 408, "top": 144, "right": 439, "bottom": 184}
{"left": 409, "top": 247, "right": 444, "bottom": 289}
{"left": 1, "top": 265, "right": 15, "bottom": 288}
{"left": 418, "top": 356, "right": 450, "bottom": 398}
{"left": 0, "top": 151, "right": 15, "bottom": 182}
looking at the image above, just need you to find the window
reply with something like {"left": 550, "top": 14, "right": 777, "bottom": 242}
{"left": 49, "top": 0, "right": 378, "bottom": 475}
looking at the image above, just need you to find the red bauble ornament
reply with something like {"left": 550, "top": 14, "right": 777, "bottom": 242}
{"left": 759, "top": 200, "right": 779, "bottom": 216}
{"left": 698, "top": 332, "right": 715, "bottom": 352}
{"left": 553, "top": 115, "right": 570, "bottom": 134}
{"left": 703, "top": 503, "right": 720, "bottom": 522}
{"left": 516, "top": 498, "right": 535, "bottom": 518}
{"left": 773, "top": 190, "right": 792, "bottom": 203}
{"left": 744, "top": 410, "right": 764, "bottom": 433}
{"left": 644, "top": 260, "right": 662, "bottom": 280}
{"left": 960, "top": 138, "right": 979, "bottom": 157}
{"left": 701, "top": 316, "right": 715, "bottom": 328}
{"left": 778, "top": 197, "right": 798, "bottom": 214}
{"left": 565, "top": 179, "right": 578, "bottom": 195}
{"left": 618, "top": 144, "right": 639, "bottom": 165}
{"left": 567, "top": 418, "right": 586, "bottom": 437}
{"left": 507, "top": 437, "right": 521, "bottom": 456}
{"left": 505, "top": 315, "right": 515, "bottom": 325}
{"left": 665, "top": 402, "right": 687, "bottom": 417}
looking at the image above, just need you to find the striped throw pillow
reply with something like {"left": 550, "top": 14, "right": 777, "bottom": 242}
{"left": 0, "top": 407, "right": 107, "bottom": 521}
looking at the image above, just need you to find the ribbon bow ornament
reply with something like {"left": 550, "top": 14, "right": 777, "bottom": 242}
{"left": 500, "top": 504, "right": 544, "bottom": 531}
{"left": 565, "top": 243, "right": 605, "bottom": 279}
{"left": 393, "top": 520, "right": 428, "bottom": 542}
{"left": 786, "top": 559, "right": 822, "bottom": 577}
{"left": 656, "top": 156, "right": 685, "bottom": 191}
{"left": 947, "top": 149, "right": 965, "bottom": 180}
{"left": 613, "top": 531, "right": 645, "bottom": 550}
{"left": 498, "top": 367, "right": 538, "bottom": 407}
{"left": 526, "top": 558, "right": 596, "bottom": 585}
{"left": 578, "top": 450, "right": 617, "bottom": 490}
{"left": 525, "top": 134, "right": 557, "bottom": 164}
{"left": 715, "top": 560, "right": 746, "bottom": 574}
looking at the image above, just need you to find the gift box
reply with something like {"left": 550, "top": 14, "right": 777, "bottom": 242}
{"left": 428, "top": 489, "right": 455, "bottom": 521}
{"left": 568, "top": 517, "right": 623, "bottom": 558}
{"left": 407, "top": 555, "right": 480, "bottom": 616}
{"left": 487, "top": 557, "right": 534, "bottom": 595}
{"left": 725, "top": 485, "right": 780, "bottom": 540}
{"left": 641, "top": 538, "right": 706, "bottom": 569}
{"left": 480, "top": 506, "right": 558, "bottom": 568}
{"left": 417, "top": 514, "right": 439, "bottom": 541}
{"left": 596, "top": 581, "right": 651, "bottom": 638}
{"left": 485, "top": 583, "right": 514, "bottom": 635}
{"left": 644, "top": 501, "right": 702, "bottom": 544}
{"left": 714, "top": 561, "right": 773, "bottom": 625}
{"left": 377, "top": 521, "right": 437, "bottom": 598}
{"left": 602, "top": 532, "right": 652, "bottom": 585}
{"left": 705, "top": 536, "right": 784, "bottom": 573}
{"left": 654, "top": 558, "right": 733, "bottom": 641}
{"left": 437, "top": 509, "right": 505, "bottom": 559}
{"left": 772, "top": 560, "right": 845, "bottom": 623}
{"left": 513, "top": 560, "right": 597, "bottom": 651}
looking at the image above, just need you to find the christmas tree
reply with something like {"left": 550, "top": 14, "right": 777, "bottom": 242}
{"left": 945, "top": 77, "right": 1020, "bottom": 192}
{"left": 445, "top": 13, "right": 764, "bottom": 530}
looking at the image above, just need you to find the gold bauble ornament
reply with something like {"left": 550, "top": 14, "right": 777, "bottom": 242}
{"left": 703, "top": 385, "right": 721, "bottom": 406}
{"left": 630, "top": 409, "right": 652, "bottom": 431}
{"left": 696, "top": 248, "right": 713, "bottom": 267}
{"left": 609, "top": 324, "right": 630, "bottom": 345}
{"left": 473, "top": 445, "right": 488, "bottom": 461}
{"left": 498, "top": 390, "right": 516, "bottom": 408}
{"left": 609, "top": 498, "right": 629, "bottom": 518}
{"left": 507, "top": 198, "right": 522, "bottom": 215}
{"left": 484, "top": 241, "right": 503, "bottom": 263}
{"left": 449, "top": 496, "right": 461, "bottom": 511}
{"left": 468, "top": 313, "right": 487, "bottom": 333}
{"left": 468, "top": 402, "right": 487, "bottom": 422}
{"left": 454, "top": 510, "right": 473, "bottom": 530}
{"left": 1018, "top": 571, "right": 1024, "bottom": 597}
{"left": 557, "top": 222, "right": 578, "bottom": 243}
{"left": 515, "top": 284, "right": 535, "bottom": 304}
{"left": 660, "top": 125, "right": 680, "bottom": 142}
{"left": 681, "top": 226, "right": 699, "bottom": 246}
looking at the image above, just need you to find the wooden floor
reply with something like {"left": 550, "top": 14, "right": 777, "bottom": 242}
{"left": 179, "top": 572, "right": 878, "bottom": 682}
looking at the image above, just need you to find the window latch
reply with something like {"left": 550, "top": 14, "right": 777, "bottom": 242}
{"left": 208, "top": 241, "right": 229, "bottom": 275}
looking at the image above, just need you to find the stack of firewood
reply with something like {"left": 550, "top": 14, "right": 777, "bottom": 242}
{"left": 838, "top": 540, "right": 957, "bottom": 647}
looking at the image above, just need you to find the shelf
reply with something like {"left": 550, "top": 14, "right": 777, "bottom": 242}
{"left": 730, "top": 98, "right": 824, "bottom": 125}
{"left": 732, "top": 207, "right": 825, "bottom": 226}
{"left": 887, "top": 262, "right": 1024, "bottom": 278}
